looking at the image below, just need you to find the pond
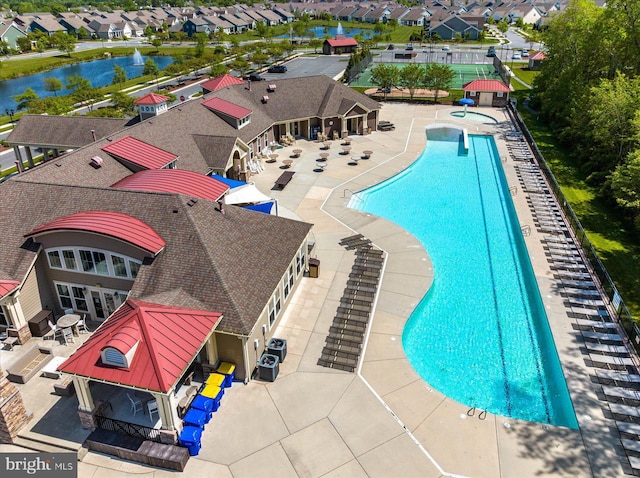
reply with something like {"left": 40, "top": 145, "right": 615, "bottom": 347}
{"left": 276, "top": 26, "right": 374, "bottom": 40}
{"left": 0, "top": 53, "right": 174, "bottom": 112}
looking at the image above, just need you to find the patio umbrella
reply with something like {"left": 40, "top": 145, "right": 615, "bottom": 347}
{"left": 459, "top": 98, "right": 475, "bottom": 115}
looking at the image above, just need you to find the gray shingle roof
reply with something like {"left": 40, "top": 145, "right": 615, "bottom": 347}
{"left": 0, "top": 179, "right": 311, "bottom": 335}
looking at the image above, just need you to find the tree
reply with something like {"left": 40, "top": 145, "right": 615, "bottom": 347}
{"left": 255, "top": 22, "right": 267, "bottom": 39}
{"left": 66, "top": 74, "right": 91, "bottom": 93}
{"left": 399, "top": 63, "right": 425, "bottom": 101}
{"left": 249, "top": 50, "right": 269, "bottom": 69}
{"left": 370, "top": 64, "right": 399, "bottom": 99}
{"left": 424, "top": 63, "right": 454, "bottom": 103}
{"left": 151, "top": 38, "right": 162, "bottom": 51}
{"left": 110, "top": 91, "right": 135, "bottom": 115}
{"left": 112, "top": 65, "right": 127, "bottom": 87}
{"left": 209, "top": 62, "right": 228, "bottom": 77}
{"left": 175, "top": 31, "right": 187, "bottom": 44}
{"left": 16, "top": 36, "right": 31, "bottom": 52}
{"left": 56, "top": 33, "right": 76, "bottom": 57}
{"left": 43, "top": 77, "right": 63, "bottom": 96}
{"left": 309, "top": 38, "right": 322, "bottom": 53}
{"left": 497, "top": 19, "right": 509, "bottom": 34}
{"left": 0, "top": 40, "right": 10, "bottom": 55}
{"left": 11, "top": 88, "right": 38, "bottom": 111}
{"left": 142, "top": 58, "right": 159, "bottom": 76}
{"left": 229, "top": 56, "right": 250, "bottom": 77}
{"left": 610, "top": 150, "right": 640, "bottom": 227}
{"left": 77, "top": 27, "right": 89, "bottom": 40}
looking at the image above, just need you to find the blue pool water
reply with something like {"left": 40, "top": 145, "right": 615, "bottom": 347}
{"left": 350, "top": 126, "right": 577, "bottom": 428}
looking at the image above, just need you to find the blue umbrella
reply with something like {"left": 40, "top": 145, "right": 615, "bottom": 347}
{"left": 459, "top": 97, "right": 474, "bottom": 115}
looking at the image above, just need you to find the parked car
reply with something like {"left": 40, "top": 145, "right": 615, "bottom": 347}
{"left": 405, "top": 44, "right": 414, "bottom": 51}
{"left": 268, "top": 65, "right": 287, "bottom": 73}
{"left": 512, "top": 51, "right": 522, "bottom": 60}
{"left": 521, "top": 50, "right": 529, "bottom": 57}
{"left": 487, "top": 46, "right": 496, "bottom": 57}
{"left": 442, "top": 45, "right": 450, "bottom": 51}
{"left": 244, "top": 73, "right": 265, "bottom": 81}
{"left": 387, "top": 44, "right": 395, "bottom": 50}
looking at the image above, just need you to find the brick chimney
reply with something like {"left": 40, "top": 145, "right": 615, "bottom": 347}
{"left": 0, "top": 370, "right": 32, "bottom": 443}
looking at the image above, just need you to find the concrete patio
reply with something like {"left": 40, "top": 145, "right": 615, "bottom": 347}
{"left": 1, "top": 103, "right": 629, "bottom": 477}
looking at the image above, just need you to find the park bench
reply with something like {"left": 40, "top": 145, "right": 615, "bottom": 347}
{"left": 274, "top": 171, "right": 295, "bottom": 190}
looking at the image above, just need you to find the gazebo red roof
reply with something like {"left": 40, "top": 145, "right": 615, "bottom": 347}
{"left": 24, "top": 211, "right": 166, "bottom": 255}
{"left": 0, "top": 280, "right": 19, "bottom": 299}
{"left": 529, "top": 51, "right": 546, "bottom": 60}
{"left": 134, "top": 92, "right": 169, "bottom": 105}
{"left": 101, "top": 136, "right": 179, "bottom": 170}
{"left": 58, "top": 299, "right": 223, "bottom": 393}
{"left": 201, "top": 73, "right": 244, "bottom": 92}
{"left": 462, "top": 79, "right": 510, "bottom": 92}
{"left": 327, "top": 37, "right": 358, "bottom": 47}
{"left": 202, "top": 97, "right": 252, "bottom": 119}
{"left": 111, "top": 169, "right": 229, "bottom": 201}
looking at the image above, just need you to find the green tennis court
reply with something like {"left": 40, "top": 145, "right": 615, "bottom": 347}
{"left": 350, "top": 63, "right": 499, "bottom": 89}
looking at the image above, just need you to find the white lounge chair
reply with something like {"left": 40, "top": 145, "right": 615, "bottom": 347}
{"left": 563, "top": 287, "right": 601, "bottom": 298}
{"left": 581, "top": 331, "right": 623, "bottom": 342}
{"left": 589, "top": 353, "right": 634, "bottom": 367}
{"left": 585, "top": 342, "right": 628, "bottom": 354}
{"left": 576, "top": 318, "right": 617, "bottom": 329}
{"left": 617, "top": 421, "right": 640, "bottom": 435}
{"left": 566, "top": 297, "right": 606, "bottom": 308}
{"left": 603, "top": 386, "right": 640, "bottom": 402}
{"left": 610, "top": 403, "right": 640, "bottom": 418}
{"left": 597, "top": 370, "right": 640, "bottom": 385}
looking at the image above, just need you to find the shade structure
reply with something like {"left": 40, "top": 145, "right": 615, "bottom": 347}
{"left": 459, "top": 97, "right": 475, "bottom": 114}
{"left": 211, "top": 174, "right": 246, "bottom": 189}
{"left": 224, "top": 183, "right": 272, "bottom": 205}
{"left": 243, "top": 201, "right": 274, "bottom": 215}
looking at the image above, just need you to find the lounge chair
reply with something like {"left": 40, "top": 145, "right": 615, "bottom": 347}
{"left": 561, "top": 279, "right": 596, "bottom": 289}
{"left": 622, "top": 439, "right": 640, "bottom": 455}
{"left": 597, "top": 370, "right": 640, "bottom": 385}
{"left": 569, "top": 306, "right": 609, "bottom": 318}
{"left": 576, "top": 318, "right": 617, "bottom": 329}
{"left": 585, "top": 342, "right": 629, "bottom": 354}
{"left": 602, "top": 386, "right": 640, "bottom": 402}
{"left": 563, "top": 287, "right": 601, "bottom": 298}
{"left": 617, "top": 421, "right": 640, "bottom": 436}
{"left": 581, "top": 331, "right": 623, "bottom": 342}
{"left": 565, "top": 297, "right": 606, "bottom": 308}
{"left": 555, "top": 270, "right": 592, "bottom": 281}
{"left": 609, "top": 403, "right": 640, "bottom": 419}
{"left": 589, "top": 353, "right": 634, "bottom": 368}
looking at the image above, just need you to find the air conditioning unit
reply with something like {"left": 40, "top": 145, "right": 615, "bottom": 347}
{"left": 91, "top": 156, "right": 104, "bottom": 167}
{"left": 267, "top": 338, "right": 287, "bottom": 363}
{"left": 262, "top": 95, "right": 269, "bottom": 103}
{"left": 268, "top": 84, "right": 277, "bottom": 92}
{"left": 258, "top": 353, "right": 279, "bottom": 382}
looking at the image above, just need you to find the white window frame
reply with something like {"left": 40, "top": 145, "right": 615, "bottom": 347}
{"left": 0, "top": 305, "right": 9, "bottom": 327}
{"left": 497, "top": 92, "right": 504, "bottom": 97}
{"left": 46, "top": 247, "right": 142, "bottom": 280}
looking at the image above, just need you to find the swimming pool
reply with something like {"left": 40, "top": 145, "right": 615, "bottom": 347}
{"left": 450, "top": 111, "right": 499, "bottom": 124}
{"left": 350, "top": 126, "right": 577, "bottom": 428}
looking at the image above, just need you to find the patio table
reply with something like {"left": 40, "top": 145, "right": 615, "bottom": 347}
{"left": 267, "top": 154, "right": 278, "bottom": 163}
{"left": 362, "top": 150, "right": 373, "bottom": 159}
{"left": 57, "top": 313, "right": 81, "bottom": 336}
{"left": 292, "top": 149, "right": 302, "bottom": 158}
{"left": 316, "top": 160, "right": 327, "bottom": 171}
{"left": 319, "top": 152, "right": 329, "bottom": 160}
{"left": 322, "top": 142, "right": 331, "bottom": 150}
{"left": 341, "top": 146, "right": 351, "bottom": 155}
{"left": 282, "top": 159, "right": 293, "bottom": 169}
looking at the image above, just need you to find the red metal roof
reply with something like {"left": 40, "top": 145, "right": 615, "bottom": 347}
{"left": 462, "top": 79, "right": 510, "bottom": 92}
{"left": 101, "top": 136, "right": 179, "bottom": 170}
{"left": 202, "top": 97, "right": 252, "bottom": 120}
{"left": 25, "top": 211, "right": 166, "bottom": 255}
{"left": 201, "top": 74, "right": 244, "bottom": 92}
{"left": 58, "top": 299, "right": 223, "bottom": 393}
{"left": 134, "top": 92, "right": 169, "bottom": 105}
{"left": 110, "top": 169, "right": 229, "bottom": 201}
{"left": 0, "top": 280, "right": 19, "bottom": 299}
{"left": 529, "top": 51, "right": 546, "bottom": 60}
{"left": 327, "top": 37, "right": 358, "bottom": 47}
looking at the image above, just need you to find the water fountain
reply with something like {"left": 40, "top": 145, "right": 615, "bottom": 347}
{"left": 336, "top": 22, "right": 344, "bottom": 37}
{"left": 132, "top": 49, "right": 144, "bottom": 66}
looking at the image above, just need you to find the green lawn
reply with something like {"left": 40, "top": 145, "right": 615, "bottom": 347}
{"left": 519, "top": 108, "right": 640, "bottom": 320}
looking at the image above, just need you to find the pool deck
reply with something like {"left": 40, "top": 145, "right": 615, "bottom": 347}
{"left": 19, "top": 103, "right": 625, "bottom": 477}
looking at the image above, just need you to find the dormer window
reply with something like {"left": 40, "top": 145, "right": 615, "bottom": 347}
{"left": 102, "top": 347, "right": 127, "bottom": 367}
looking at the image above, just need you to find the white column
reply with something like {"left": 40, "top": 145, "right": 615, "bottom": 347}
{"left": 74, "top": 377, "right": 94, "bottom": 412}
{"left": 5, "top": 297, "right": 26, "bottom": 329}
{"left": 151, "top": 392, "right": 180, "bottom": 431}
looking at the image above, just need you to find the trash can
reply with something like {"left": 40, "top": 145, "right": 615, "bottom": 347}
{"left": 178, "top": 426, "right": 202, "bottom": 456}
{"left": 267, "top": 338, "right": 287, "bottom": 363}
{"left": 190, "top": 394, "right": 214, "bottom": 423}
{"left": 183, "top": 407, "right": 207, "bottom": 430}
{"left": 205, "top": 372, "right": 226, "bottom": 388}
{"left": 216, "top": 362, "right": 235, "bottom": 387}
{"left": 200, "top": 384, "right": 224, "bottom": 411}
{"left": 308, "top": 258, "right": 320, "bottom": 278}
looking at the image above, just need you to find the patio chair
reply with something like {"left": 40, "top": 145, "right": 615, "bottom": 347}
{"left": 148, "top": 400, "right": 160, "bottom": 421}
{"left": 62, "top": 327, "right": 74, "bottom": 345}
{"left": 77, "top": 314, "right": 90, "bottom": 333}
{"left": 127, "top": 393, "right": 143, "bottom": 416}
{"left": 45, "top": 320, "right": 64, "bottom": 342}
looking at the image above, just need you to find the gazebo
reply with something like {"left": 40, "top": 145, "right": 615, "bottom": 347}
{"left": 58, "top": 299, "right": 223, "bottom": 443}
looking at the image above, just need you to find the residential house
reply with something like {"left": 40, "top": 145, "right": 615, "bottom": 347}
{"left": 0, "top": 21, "right": 27, "bottom": 50}
{"left": 258, "top": 9, "right": 285, "bottom": 26}
{"left": 428, "top": 15, "right": 483, "bottom": 40}
{"left": 272, "top": 7, "right": 295, "bottom": 23}
{"left": 182, "top": 18, "right": 212, "bottom": 37}
{"left": 29, "top": 15, "right": 66, "bottom": 36}
{"left": 400, "top": 7, "right": 429, "bottom": 27}
{"left": 363, "top": 6, "right": 390, "bottom": 24}
{"left": 351, "top": 5, "right": 373, "bottom": 23}
{"left": 57, "top": 15, "right": 93, "bottom": 37}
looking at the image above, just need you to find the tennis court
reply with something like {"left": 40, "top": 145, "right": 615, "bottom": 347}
{"left": 350, "top": 63, "right": 500, "bottom": 89}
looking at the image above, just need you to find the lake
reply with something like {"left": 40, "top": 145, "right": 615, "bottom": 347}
{"left": 0, "top": 53, "right": 174, "bottom": 112}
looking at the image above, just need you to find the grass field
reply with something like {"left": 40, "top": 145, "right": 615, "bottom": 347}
{"left": 350, "top": 62, "right": 500, "bottom": 89}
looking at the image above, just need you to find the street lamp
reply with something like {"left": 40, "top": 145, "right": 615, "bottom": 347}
{"left": 154, "top": 72, "right": 159, "bottom": 89}
{"left": 5, "top": 108, "right": 15, "bottom": 125}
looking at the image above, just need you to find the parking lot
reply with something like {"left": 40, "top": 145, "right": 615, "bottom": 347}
{"left": 258, "top": 55, "right": 349, "bottom": 81}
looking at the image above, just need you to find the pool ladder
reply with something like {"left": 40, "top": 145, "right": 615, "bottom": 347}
{"left": 467, "top": 407, "right": 487, "bottom": 420}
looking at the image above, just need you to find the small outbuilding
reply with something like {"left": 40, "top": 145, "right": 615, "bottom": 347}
{"left": 462, "top": 79, "right": 511, "bottom": 107}
{"left": 528, "top": 51, "right": 546, "bottom": 71}
{"left": 323, "top": 36, "right": 358, "bottom": 55}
